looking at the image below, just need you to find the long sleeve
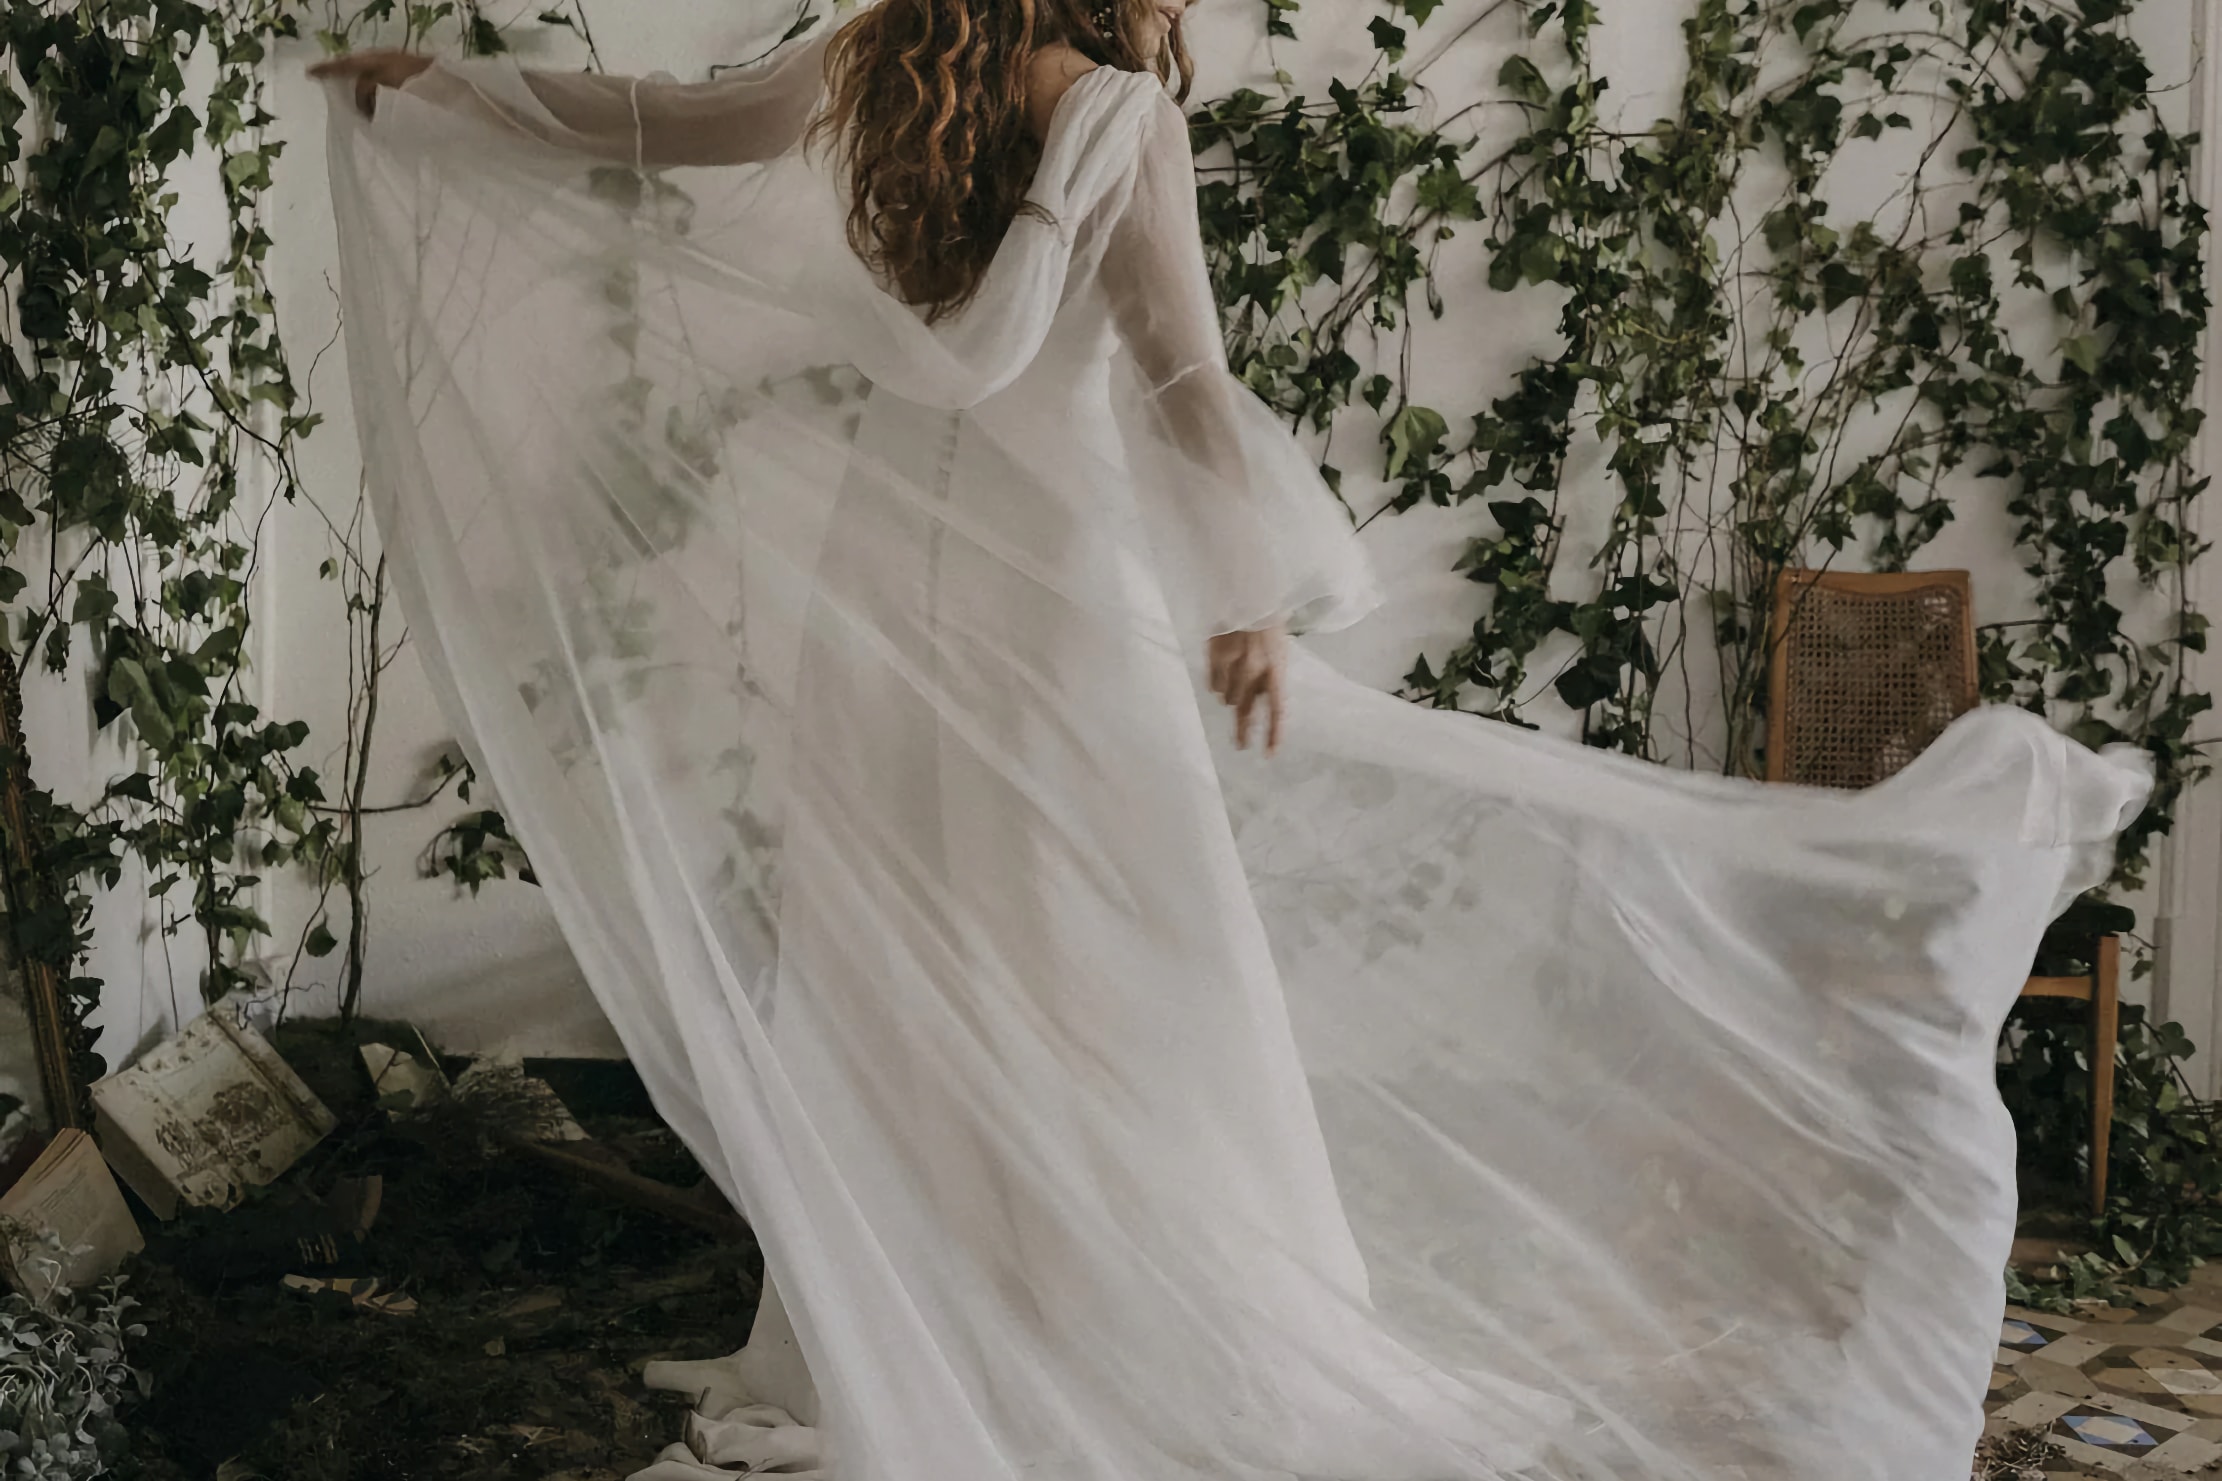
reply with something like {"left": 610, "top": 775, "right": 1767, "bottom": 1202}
{"left": 395, "top": 29, "right": 830, "bottom": 169}
{"left": 1099, "top": 94, "right": 1380, "bottom": 641}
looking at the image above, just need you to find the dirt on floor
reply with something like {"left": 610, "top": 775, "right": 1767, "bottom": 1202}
{"left": 94, "top": 1009, "right": 2129, "bottom": 1480}
{"left": 113, "top": 1018, "right": 762, "bottom": 1481}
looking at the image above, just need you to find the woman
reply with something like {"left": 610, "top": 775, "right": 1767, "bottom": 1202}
{"left": 313, "top": 5, "right": 2147, "bottom": 1479}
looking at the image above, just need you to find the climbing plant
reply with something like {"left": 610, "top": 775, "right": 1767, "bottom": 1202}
{"left": 0, "top": 0, "right": 579, "bottom": 1049}
{"left": 1194, "top": 0, "right": 2210, "bottom": 1295}
{"left": 2005, "top": 1000, "right": 2222, "bottom": 1305}
{"left": 1194, "top": 0, "right": 2208, "bottom": 885}
{"left": 0, "top": 0, "right": 324, "bottom": 1050}
{"left": 0, "top": 0, "right": 828, "bottom": 1046}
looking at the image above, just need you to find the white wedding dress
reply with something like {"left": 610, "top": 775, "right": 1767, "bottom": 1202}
{"left": 323, "top": 24, "right": 2150, "bottom": 1481}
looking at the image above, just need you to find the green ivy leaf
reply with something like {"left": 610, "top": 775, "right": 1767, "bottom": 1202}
{"left": 466, "top": 14, "right": 508, "bottom": 54}
{"left": 1415, "top": 163, "right": 1479, "bottom": 219}
{"left": 1790, "top": 1, "right": 1841, "bottom": 41}
{"left": 1384, "top": 405, "right": 1448, "bottom": 478}
{"left": 1498, "top": 55, "right": 1550, "bottom": 106}
{"left": 71, "top": 578, "right": 117, "bottom": 625}
{"left": 1819, "top": 262, "right": 1865, "bottom": 312}
{"left": 220, "top": 151, "right": 266, "bottom": 189}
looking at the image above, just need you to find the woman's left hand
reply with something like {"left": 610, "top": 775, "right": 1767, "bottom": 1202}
{"left": 309, "top": 48, "right": 435, "bottom": 118}
{"left": 1207, "top": 624, "right": 1287, "bottom": 756}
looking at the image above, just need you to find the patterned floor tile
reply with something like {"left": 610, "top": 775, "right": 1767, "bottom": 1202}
{"left": 2132, "top": 1348, "right": 2222, "bottom": 1397}
{"left": 2155, "top": 1305, "right": 2222, "bottom": 1335}
{"left": 1988, "top": 1269, "right": 2222, "bottom": 1476}
{"left": 2147, "top": 1430, "right": 2222, "bottom": 1473}
{"left": 2067, "top": 1408, "right": 2171, "bottom": 1448}
{"left": 2085, "top": 1307, "right": 2155, "bottom": 1326}
{"left": 2044, "top": 1335, "right": 2124, "bottom": 1369}
{"left": 1998, "top": 1390, "right": 2087, "bottom": 1429}
{"left": 2092, "top": 1365, "right": 2177, "bottom": 1399}
{"left": 2013, "top": 1304, "right": 2092, "bottom": 1332}
{"left": 2023, "top": 1357, "right": 2106, "bottom": 1403}
{"left": 1986, "top": 1267, "right": 2222, "bottom": 1472}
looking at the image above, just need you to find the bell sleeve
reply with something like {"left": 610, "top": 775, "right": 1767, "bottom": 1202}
{"left": 392, "top": 28, "right": 831, "bottom": 168}
{"left": 1098, "top": 93, "right": 1381, "bottom": 641}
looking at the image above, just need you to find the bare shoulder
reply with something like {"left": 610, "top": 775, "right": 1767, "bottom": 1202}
{"left": 1024, "top": 44, "right": 1101, "bottom": 142}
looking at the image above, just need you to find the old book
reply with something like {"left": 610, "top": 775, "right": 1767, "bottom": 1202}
{"left": 0, "top": 1127, "right": 143, "bottom": 1303}
{"left": 90, "top": 1002, "right": 336, "bottom": 1220}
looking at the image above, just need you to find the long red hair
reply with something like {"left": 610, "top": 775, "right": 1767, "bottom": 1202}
{"left": 812, "top": 0, "right": 1193, "bottom": 323}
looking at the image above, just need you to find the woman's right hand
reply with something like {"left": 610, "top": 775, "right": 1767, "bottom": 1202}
{"left": 1207, "top": 624, "right": 1288, "bottom": 756}
{"left": 308, "top": 49, "right": 435, "bottom": 119}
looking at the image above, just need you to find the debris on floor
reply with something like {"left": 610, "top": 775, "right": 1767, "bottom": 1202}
{"left": 451, "top": 1054, "right": 592, "bottom": 1145}
{"left": 359, "top": 1028, "right": 449, "bottom": 1114}
{"left": 279, "top": 1272, "right": 420, "bottom": 1318}
{"left": 109, "top": 1015, "right": 762, "bottom": 1481}
{"left": 1974, "top": 1425, "right": 2063, "bottom": 1480}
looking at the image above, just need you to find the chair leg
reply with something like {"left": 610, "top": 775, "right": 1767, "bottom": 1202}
{"left": 2090, "top": 935, "right": 2120, "bottom": 1218}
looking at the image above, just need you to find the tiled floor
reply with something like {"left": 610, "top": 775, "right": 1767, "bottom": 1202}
{"left": 1987, "top": 1262, "right": 2222, "bottom": 1477}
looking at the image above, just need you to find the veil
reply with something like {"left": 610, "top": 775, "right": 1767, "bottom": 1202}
{"left": 324, "top": 25, "right": 2151, "bottom": 1481}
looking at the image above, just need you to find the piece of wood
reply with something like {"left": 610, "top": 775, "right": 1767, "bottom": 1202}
{"left": 2090, "top": 934, "right": 2120, "bottom": 1217}
{"left": 0, "top": 650, "right": 82, "bottom": 1130}
{"left": 497, "top": 1132, "right": 751, "bottom": 1241}
{"left": 2019, "top": 938, "right": 2121, "bottom": 1216}
{"left": 2020, "top": 975, "right": 2097, "bottom": 1001}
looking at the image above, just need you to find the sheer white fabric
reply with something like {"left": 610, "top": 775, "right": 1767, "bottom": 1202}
{"left": 324, "top": 31, "right": 2149, "bottom": 1481}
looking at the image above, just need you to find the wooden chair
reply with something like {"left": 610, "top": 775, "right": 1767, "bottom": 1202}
{"left": 1766, "top": 568, "right": 2120, "bottom": 1215}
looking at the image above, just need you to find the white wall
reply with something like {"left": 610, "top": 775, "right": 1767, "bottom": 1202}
{"left": 22, "top": 46, "right": 237, "bottom": 1076}
{"left": 70, "top": 0, "right": 2211, "bottom": 1064}
{"left": 2157, "top": 0, "right": 2222, "bottom": 1092}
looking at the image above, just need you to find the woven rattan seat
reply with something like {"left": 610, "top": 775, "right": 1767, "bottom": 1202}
{"left": 1765, "top": 570, "right": 1977, "bottom": 788}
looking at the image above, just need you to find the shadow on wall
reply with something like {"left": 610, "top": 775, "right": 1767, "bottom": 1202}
{"left": 270, "top": 941, "right": 623, "bottom": 1060}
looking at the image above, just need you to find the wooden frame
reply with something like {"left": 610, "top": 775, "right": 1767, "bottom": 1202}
{"left": 0, "top": 650, "right": 84, "bottom": 1131}
{"left": 2023, "top": 934, "right": 2121, "bottom": 1216}
{"left": 1764, "top": 568, "right": 1978, "bottom": 783}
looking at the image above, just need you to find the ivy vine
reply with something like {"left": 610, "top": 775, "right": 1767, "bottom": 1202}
{"left": 0, "top": 0, "right": 321, "bottom": 1048}
{"left": 1195, "top": 0, "right": 2207, "bottom": 886}
{"left": 0, "top": 0, "right": 592, "bottom": 1050}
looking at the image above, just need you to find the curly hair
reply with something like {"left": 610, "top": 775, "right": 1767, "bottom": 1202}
{"left": 811, "top": 0, "right": 1193, "bottom": 323}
